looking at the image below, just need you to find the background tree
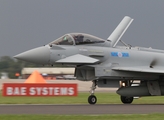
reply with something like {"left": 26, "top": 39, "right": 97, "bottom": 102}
{"left": 0, "top": 56, "right": 42, "bottom": 78}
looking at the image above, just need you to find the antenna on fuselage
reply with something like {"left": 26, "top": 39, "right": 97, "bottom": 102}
{"left": 107, "top": 16, "right": 133, "bottom": 47}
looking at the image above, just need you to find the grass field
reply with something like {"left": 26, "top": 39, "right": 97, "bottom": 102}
{"left": 1, "top": 92, "right": 164, "bottom": 104}
{"left": 0, "top": 114, "right": 164, "bottom": 120}
{"left": 1, "top": 92, "right": 164, "bottom": 120}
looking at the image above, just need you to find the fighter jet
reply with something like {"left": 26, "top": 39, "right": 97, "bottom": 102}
{"left": 14, "top": 16, "right": 164, "bottom": 104}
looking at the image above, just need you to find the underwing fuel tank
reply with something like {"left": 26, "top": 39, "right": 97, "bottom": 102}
{"left": 117, "top": 86, "right": 164, "bottom": 97}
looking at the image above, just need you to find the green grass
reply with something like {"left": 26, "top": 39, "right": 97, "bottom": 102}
{"left": 0, "top": 114, "right": 164, "bottom": 120}
{"left": 1, "top": 93, "right": 164, "bottom": 119}
{"left": 1, "top": 92, "right": 164, "bottom": 104}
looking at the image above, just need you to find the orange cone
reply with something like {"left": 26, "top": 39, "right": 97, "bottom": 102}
{"left": 24, "top": 70, "right": 47, "bottom": 83}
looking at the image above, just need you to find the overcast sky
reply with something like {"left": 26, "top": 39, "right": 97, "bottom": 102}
{"left": 0, "top": 0, "right": 164, "bottom": 57}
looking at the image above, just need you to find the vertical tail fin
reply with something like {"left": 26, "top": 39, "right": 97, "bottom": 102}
{"left": 107, "top": 16, "right": 133, "bottom": 47}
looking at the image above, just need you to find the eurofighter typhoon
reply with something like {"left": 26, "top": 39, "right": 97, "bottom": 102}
{"left": 14, "top": 16, "right": 164, "bottom": 104}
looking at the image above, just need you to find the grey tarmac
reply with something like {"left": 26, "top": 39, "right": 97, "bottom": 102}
{"left": 0, "top": 104, "right": 163, "bottom": 114}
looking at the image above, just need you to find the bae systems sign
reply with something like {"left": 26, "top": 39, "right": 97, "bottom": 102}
{"left": 3, "top": 83, "right": 77, "bottom": 96}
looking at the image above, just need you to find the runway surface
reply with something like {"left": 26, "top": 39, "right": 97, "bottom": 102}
{"left": 0, "top": 104, "right": 164, "bottom": 114}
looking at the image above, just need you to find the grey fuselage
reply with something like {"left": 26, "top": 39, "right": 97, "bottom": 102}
{"left": 14, "top": 33, "right": 164, "bottom": 81}
{"left": 48, "top": 42, "right": 164, "bottom": 81}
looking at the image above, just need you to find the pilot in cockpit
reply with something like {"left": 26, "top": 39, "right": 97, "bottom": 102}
{"left": 74, "top": 34, "right": 84, "bottom": 44}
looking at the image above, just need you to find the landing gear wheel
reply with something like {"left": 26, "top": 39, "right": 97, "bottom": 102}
{"left": 88, "top": 95, "right": 97, "bottom": 104}
{"left": 120, "top": 96, "right": 133, "bottom": 104}
{"left": 88, "top": 80, "right": 97, "bottom": 105}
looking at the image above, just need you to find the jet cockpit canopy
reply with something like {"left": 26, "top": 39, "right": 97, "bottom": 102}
{"left": 49, "top": 33, "right": 105, "bottom": 46}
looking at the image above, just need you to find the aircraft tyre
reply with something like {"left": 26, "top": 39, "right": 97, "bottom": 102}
{"left": 88, "top": 95, "right": 97, "bottom": 104}
{"left": 120, "top": 96, "right": 133, "bottom": 104}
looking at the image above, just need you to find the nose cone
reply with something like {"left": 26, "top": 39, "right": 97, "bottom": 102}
{"left": 14, "top": 46, "right": 50, "bottom": 64}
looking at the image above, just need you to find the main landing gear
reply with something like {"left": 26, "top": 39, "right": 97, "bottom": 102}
{"left": 120, "top": 96, "right": 133, "bottom": 104}
{"left": 88, "top": 80, "right": 97, "bottom": 104}
{"left": 119, "top": 80, "right": 134, "bottom": 104}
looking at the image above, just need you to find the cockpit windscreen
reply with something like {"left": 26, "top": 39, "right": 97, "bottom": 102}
{"left": 49, "top": 33, "right": 105, "bottom": 46}
{"left": 49, "top": 35, "right": 74, "bottom": 45}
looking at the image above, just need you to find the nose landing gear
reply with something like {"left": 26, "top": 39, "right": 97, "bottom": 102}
{"left": 88, "top": 80, "right": 97, "bottom": 104}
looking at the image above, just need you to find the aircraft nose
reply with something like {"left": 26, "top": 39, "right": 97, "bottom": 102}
{"left": 14, "top": 46, "right": 50, "bottom": 64}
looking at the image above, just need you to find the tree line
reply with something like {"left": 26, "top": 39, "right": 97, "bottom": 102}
{"left": 0, "top": 56, "right": 42, "bottom": 78}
